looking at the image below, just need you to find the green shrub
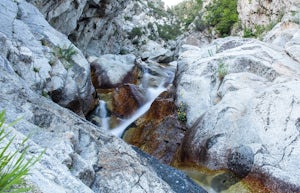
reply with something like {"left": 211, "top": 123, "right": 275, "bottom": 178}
{"left": 194, "top": 13, "right": 207, "bottom": 31}
{"left": 147, "top": 1, "right": 167, "bottom": 18}
{"left": 170, "top": 0, "right": 203, "bottom": 29}
{"left": 0, "top": 110, "right": 43, "bottom": 192}
{"left": 217, "top": 60, "right": 228, "bottom": 80}
{"left": 157, "top": 23, "right": 182, "bottom": 40}
{"left": 204, "top": 0, "right": 238, "bottom": 36}
{"left": 128, "top": 27, "right": 143, "bottom": 39}
{"left": 52, "top": 44, "right": 77, "bottom": 69}
{"left": 52, "top": 44, "right": 77, "bottom": 62}
{"left": 177, "top": 102, "right": 187, "bottom": 123}
{"left": 243, "top": 21, "right": 278, "bottom": 38}
{"left": 243, "top": 27, "right": 255, "bottom": 38}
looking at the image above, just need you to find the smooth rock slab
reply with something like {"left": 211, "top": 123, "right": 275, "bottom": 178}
{"left": 175, "top": 36, "right": 300, "bottom": 192}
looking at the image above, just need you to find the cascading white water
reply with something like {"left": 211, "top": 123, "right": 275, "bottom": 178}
{"left": 90, "top": 62, "right": 174, "bottom": 137}
{"left": 110, "top": 83, "right": 166, "bottom": 137}
{"left": 99, "top": 100, "right": 109, "bottom": 130}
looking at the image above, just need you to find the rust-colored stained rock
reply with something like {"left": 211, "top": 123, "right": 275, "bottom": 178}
{"left": 123, "top": 90, "right": 186, "bottom": 164}
{"left": 112, "top": 84, "right": 145, "bottom": 118}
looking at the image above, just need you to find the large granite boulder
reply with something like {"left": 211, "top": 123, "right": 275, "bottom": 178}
{"left": 90, "top": 54, "right": 140, "bottom": 89}
{"left": 174, "top": 35, "right": 300, "bottom": 192}
{"left": 0, "top": 0, "right": 96, "bottom": 117}
{"left": 264, "top": 21, "right": 300, "bottom": 63}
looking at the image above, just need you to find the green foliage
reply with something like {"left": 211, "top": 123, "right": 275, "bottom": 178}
{"left": 128, "top": 27, "right": 143, "bottom": 39}
{"left": 53, "top": 44, "right": 77, "bottom": 62}
{"left": 217, "top": 60, "right": 228, "bottom": 80}
{"left": 170, "top": 0, "right": 203, "bottom": 29}
{"left": 124, "top": 16, "right": 132, "bottom": 21}
{"left": 177, "top": 102, "right": 187, "bottom": 123}
{"left": 52, "top": 44, "right": 77, "bottom": 69}
{"left": 194, "top": 13, "right": 207, "bottom": 31}
{"left": 243, "top": 27, "right": 255, "bottom": 38}
{"left": 243, "top": 21, "right": 278, "bottom": 38}
{"left": 33, "top": 67, "right": 39, "bottom": 73}
{"left": 0, "top": 110, "right": 44, "bottom": 193}
{"left": 119, "top": 48, "right": 129, "bottom": 55}
{"left": 147, "top": 1, "right": 167, "bottom": 18}
{"left": 204, "top": 0, "right": 238, "bottom": 36}
{"left": 157, "top": 23, "right": 182, "bottom": 40}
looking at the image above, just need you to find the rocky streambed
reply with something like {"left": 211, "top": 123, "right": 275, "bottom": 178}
{"left": 87, "top": 27, "right": 300, "bottom": 192}
{"left": 1, "top": 0, "right": 300, "bottom": 192}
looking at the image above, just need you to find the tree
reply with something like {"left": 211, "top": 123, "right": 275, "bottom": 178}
{"left": 204, "top": 0, "right": 238, "bottom": 36}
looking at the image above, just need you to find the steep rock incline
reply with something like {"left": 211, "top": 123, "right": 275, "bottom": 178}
{"left": 0, "top": 0, "right": 96, "bottom": 116}
{"left": 0, "top": 59, "right": 168, "bottom": 192}
{"left": 264, "top": 21, "right": 300, "bottom": 63}
{"left": 29, "top": 0, "right": 179, "bottom": 59}
{"left": 0, "top": 52, "right": 206, "bottom": 193}
{"left": 174, "top": 27, "right": 300, "bottom": 192}
{"left": 238, "top": 0, "right": 300, "bottom": 29}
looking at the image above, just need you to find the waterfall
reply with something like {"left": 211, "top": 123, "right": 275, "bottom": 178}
{"left": 110, "top": 83, "right": 166, "bottom": 137}
{"left": 89, "top": 62, "right": 174, "bottom": 137}
{"left": 99, "top": 100, "right": 109, "bottom": 131}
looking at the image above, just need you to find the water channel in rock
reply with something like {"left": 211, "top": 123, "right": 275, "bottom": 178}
{"left": 89, "top": 61, "right": 176, "bottom": 137}
{"left": 88, "top": 61, "right": 263, "bottom": 193}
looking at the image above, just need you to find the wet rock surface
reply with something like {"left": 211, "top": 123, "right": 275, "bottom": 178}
{"left": 123, "top": 90, "right": 186, "bottom": 164}
{"left": 132, "top": 147, "right": 207, "bottom": 193}
{"left": 0, "top": 55, "right": 181, "bottom": 192}
{"left": 227, "top": 145, "right": 254, "bottom": 178}
{"left": 174, "top": 34, "right": 300, "bottom": 191}
{"left": 112, "top": 84, "right": 146, "bottom": 118}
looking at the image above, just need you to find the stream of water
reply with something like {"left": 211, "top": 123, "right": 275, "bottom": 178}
{"left": 89, "top": 61, "right": 258, "bottom": 193}
{"left": 92, "top": 61, "right": 174, "bottom": 137}
{"left": 99, "top": 100, "right": 109, "bottom": 131}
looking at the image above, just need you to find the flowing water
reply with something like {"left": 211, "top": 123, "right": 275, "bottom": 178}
{"left": 99, "top": 100, "right": 109, "bottom": 131}
{"left": 110, "top": 83, "right": 166, "bottom": 137}
{"left": 90, "top": 61, "right": 259, "bottom": 193}
{"left": 92, "top": 61, "right": 175, "bottom": 137}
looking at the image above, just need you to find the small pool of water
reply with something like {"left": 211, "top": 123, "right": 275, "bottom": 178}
{"left": 178, "top": 166, "right": 270, "bottom": 193}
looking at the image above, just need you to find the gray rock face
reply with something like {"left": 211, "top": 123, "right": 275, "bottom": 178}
{"left": 264, "top": 22, "right": 300, "bottom": 63}
{"left": 0, "top": 1, "right": 206, "bottom": 192}
{"left": 227, "top": 145, "right": 254, "bottom": 178}
{"left": 0, "top": 55, "right": 180, "bottom": 192}
{"left": 133, "top": 147, "right": 207, "bottom": 193}
{"left": 238, "top": 0, "right": 300, "bottom": 29}
{"left": 90, "top": 54, "right": 137, "bottom": 88}
{"left": 28, "top": 0, "right": 179, "bottom": 59}
{"left": 175, "top": 36, "right": 300, "bottom": 191}
{"left": 0, "top": 0, "right": 96, "bottom": 116}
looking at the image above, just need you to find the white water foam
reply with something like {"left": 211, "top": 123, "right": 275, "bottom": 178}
{"left": 110, "top": 84, "right": 166, "bottom": 137}
{"left": 99, "top": 100, "right": 109, "bottom": 131}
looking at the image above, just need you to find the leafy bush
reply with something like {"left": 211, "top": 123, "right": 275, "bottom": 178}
{"left": 128, "top": 27, "right": 143, "bottom": 39}
{"left": 204, "top": 0, "right": 238, "bottom": 36}
{"left": 52, "top": 44, "right": 77, "bottom": 69}
{"left": 0, "top": 110, "right": 43, "bottom": 192}
{"left": 52, "top": 44, "right": 77, "bottom": 63}
{"left": 157, "top": 23, "right": 182, "bottom": 40}
{"left": 243, "top": 27, "right": 255, "bottom": 38}
{"left": 243, "top": 21, "right": 278, "bottom": 38}
{"left": 147, "top": 1, "right": 167, "bottom": 18}
{"left": 217, "top": 60, "right": 228, "bottom": 80}
{"left": 177, "top": 102, "right": 187, "bottom": 123}
{"left": 170, "top": 0, "right": 203, "bottom": 29}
